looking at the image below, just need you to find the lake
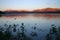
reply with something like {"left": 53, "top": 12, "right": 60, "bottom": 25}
{"left": 0, "top": 13, "right": 60, "bottom": 40}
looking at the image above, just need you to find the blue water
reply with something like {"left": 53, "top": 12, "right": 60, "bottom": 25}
{"left": 0, "top": 13, "right": 60, "bottom": 40}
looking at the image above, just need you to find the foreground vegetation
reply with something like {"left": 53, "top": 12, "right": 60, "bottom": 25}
{"left": 0, "top": 23, "right": 60, "bottom": 40}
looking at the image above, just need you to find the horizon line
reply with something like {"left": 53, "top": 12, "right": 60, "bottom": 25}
{"left": 0, "top": 7, "right": 60, "bottom": 11}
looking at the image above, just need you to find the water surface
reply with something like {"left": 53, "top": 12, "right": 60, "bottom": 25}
{"left": 0, "top": 13, "right": 60, "bottom": 40}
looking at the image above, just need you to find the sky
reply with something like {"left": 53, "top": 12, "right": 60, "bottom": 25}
{"left": 0, "top": 0, "right": 60, "bottom": 11}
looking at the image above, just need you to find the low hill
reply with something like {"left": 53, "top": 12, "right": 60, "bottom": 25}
{"left": 0, "top": 8, "right": 60, "bottom": 13}
{"left": 33, "top": 8, "right": 60, "bottom": 13}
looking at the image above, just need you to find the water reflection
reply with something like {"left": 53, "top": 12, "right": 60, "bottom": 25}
{"left": 0, "top": 14, "right": 60, "bottom": 40}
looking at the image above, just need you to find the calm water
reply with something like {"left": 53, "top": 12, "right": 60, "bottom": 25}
{"left": 0, "top": 13, "right": 60, "bottom": 40}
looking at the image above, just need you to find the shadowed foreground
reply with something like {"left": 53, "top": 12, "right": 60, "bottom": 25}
{"left": 0, "top": 23, "right": 60, "bottom": 40}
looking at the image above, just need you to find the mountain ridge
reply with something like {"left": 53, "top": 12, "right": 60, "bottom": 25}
{"left": 0, "top": 8, "right": 60, "bottom": 13}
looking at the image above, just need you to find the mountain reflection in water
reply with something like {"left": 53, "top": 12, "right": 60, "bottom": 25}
{"left": 0, "top": 13, "right": 60, "bottom": 40}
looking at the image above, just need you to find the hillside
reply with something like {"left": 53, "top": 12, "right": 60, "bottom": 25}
{"left": 0, "top": 8, "right": 60, "bottom": 13}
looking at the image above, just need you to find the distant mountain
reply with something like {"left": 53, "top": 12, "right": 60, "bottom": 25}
{"left": 0, "top": 11, "right": 6, "bottom": 14}
{"left": 33, "top": 8, "right": 60, "bottom": 13}
{"left": 0, "top": 8, "right": 60, "bottom": 13}
{"left": 4, "top": 10, "right": 31, "bottom": 13}
{"left": 0, "top": 11, "right": 6, "bottom": 17}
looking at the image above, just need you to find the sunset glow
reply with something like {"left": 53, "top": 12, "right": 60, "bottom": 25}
{"left": 0, "top": 0, "right": 60, "bottom": 11}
